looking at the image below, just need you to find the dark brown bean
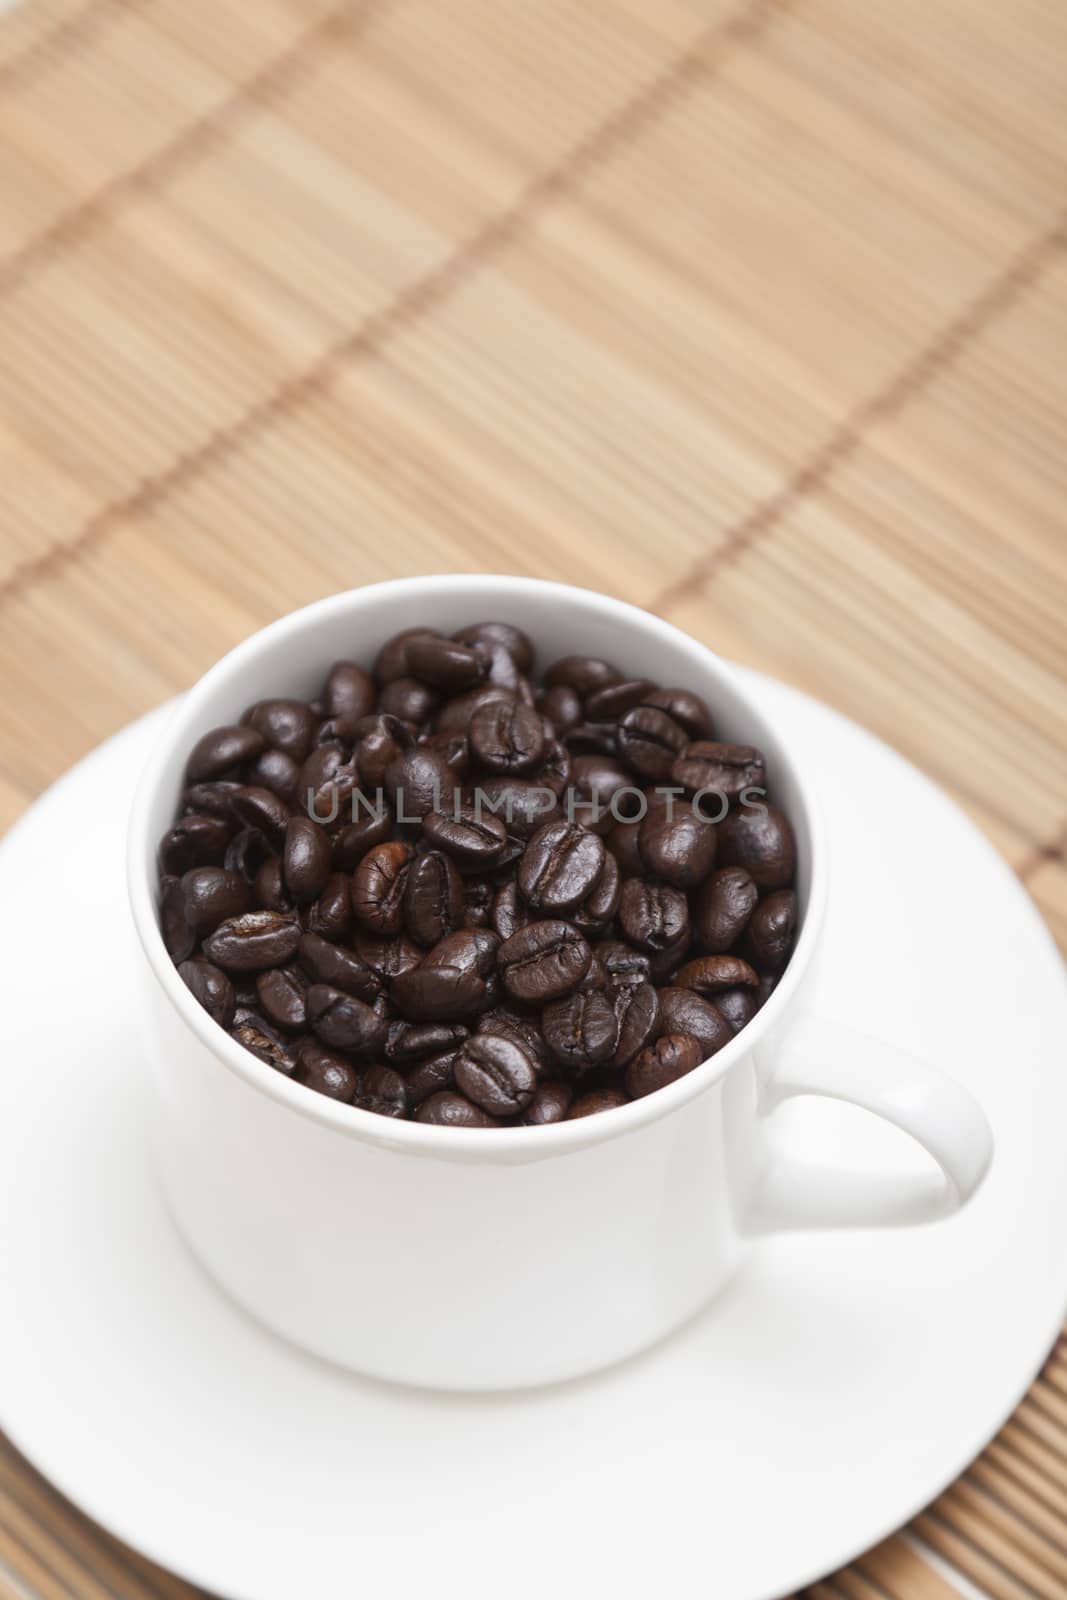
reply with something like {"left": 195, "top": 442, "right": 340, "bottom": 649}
{"left": 637, "top": 801, "right": 717, "bottom": 889}
{"left": 422, "top": 801, "right": 509, "bottom": 867}
{"left": 469, "top": 698, "right": 545, "bottom": 774}
{"left": 294, "top": 1040, "right": 359, "bottom": 1102}
{"left": 452, "top": 622, "right": 533, "bottom": 674}
{"left": 518, "top": 820, "right": 606, "bottom": 913}
{"left": 355, "top": 715, "right": 411, "bottom": 789}
{"left": 384, "top": 746, "right": 452, "bottom": 820}
{"left": 655, "top": 988, "right": 733, "bottom": 1057}
{"left": 415, "top": 1092, "right": 499, "bottom": 1128}
{"left": 403, "top": 1050, "right": 459, "bottom": 1106}
{"left": 498, "top": 920, "right": 591, "bottom": 1004}
{"left": 540, "top": 683, "right": 581, "bottom": 731}
{"left": 567, "top": 755, "right": 640, "bottom": 833}
{"left": 643, "top": 688, "right": 713, "bottom": 741}
{"left": 694, "top": 866, "right": 758, "bottom": 953}
{"left": 542, "top": 990, "right": 619, "bottom": 1075}
{"left": 181, "top": 781, "right": 242, "bottom": 821}
{"left": 353, "top": 931, "right": 423, "bottom": 982}
{"left": 332, "top": 811, "right": 394, "bottom": 871}
{"left": 544, "top": 656, "right": 620, "bottom": 696}
{"left": 597, "top": 941, "right": 653, "bottom": 988}
{"left": 713, "top": 988, "right": 759, "bottom": 1034}
{"left": 584, "top": 679, "right": 657, "bottom": 721}
{"left": 247, "top": 700, "right": 317, "bottom": 763}
{"left": 618, "top": 878, "right": 689, "bottom": 953}
{"left": 574, "top": 849, "right": 621, "bottom": 930}
{"left": 625, "top": 1033, "right": 703, "bottom": 1100}
{"left": 254, "top": 856, "right": 292, "bottom": 914}
{"left": 247, "top": 747, "right": 301, "bottom": 806}
{"left": 674, "top": 954, "right": 760, "bottom": 995}
{"left": 354, "top": 1064, "right": 409, "bottom": 1119}
{"left": 475, "top": 1006, "right": 554, "bottom": 1074}
{"left": 256, "top": 965, "right": 309, "bottom": 1032}
{"left": 406, "top": 635, "right": 487, "bottom": 691}
{"left": 373, "top": 627, "right": 440, "bottom": 685}
{"left": 671, "top": 741, "right": 765, "bottom": 804}
{"left": 610, "top": 981, "right": 660, "bottom": 1067}
{"left": 307, "top": 985, "right": 388, "bottom": 1055}
{"left": 303, "top": 872, "right": 352, "bottom": 940}
{"left": 717, "top": 804, "right": 796, "bottom": 890}
{"left": 225, "top": 826, "right": 274, "bottom": 885}
{"left": 384, "top": 1021, "right": 468, "bottom": 1063}
{"left": 476, "top": 779, "right": 560, "bottom": 839}
{"left": 518, "top": 1080, "right": 573, "bottom": 1125}
{"left": 177, "top": 957, "right": 236, "bottom": 1029}
{"left": 743, "top": 890, "right": 797, "bottom": 973}
{"left": 380, "top": 677, "right": 439, "bottom": 725}
{"left": 180, "top": 867, "right": 250, "bottom": 935}
{"left": 351, "top": 841, "right": 415, "bottom": 935}
{"left": 568, "top": 1087, "right": 627, "bottom": 1119}
{"left": 323, "top": 662, "right": 376, "bottom": 727}
{"left": 186, "top": 724, "right": 265, "bottom": 783}
{"left": 160, "top": 813, "right": 232, "bottom": 875}
{"left": 232, "top": 786, "right": 290, "bottom": 847}
{"left": 454, "top": 1035, "right": 538, "bottom": 1116}
{"left": 231, "top": 1010, "right": 298, "bottom": 1075}
{"left": 283, "top": 815, "right": 332, "bottom": 905}
{"left": 403, "top": 850, "right": 463, "bottom": 947}
{"left": 616, "top": 705, "right": 689, "bottom": 781}
{"left": 204, "top": 910, "right": 301, "bottom": 971}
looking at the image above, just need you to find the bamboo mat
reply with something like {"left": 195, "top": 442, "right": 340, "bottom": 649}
{"left": 0, "top": 0, "right": 1065, "bottom": 1595}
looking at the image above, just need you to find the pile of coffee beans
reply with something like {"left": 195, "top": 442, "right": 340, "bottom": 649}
{"left": 158, "top": 621, "right": 797, "bottom": 1126}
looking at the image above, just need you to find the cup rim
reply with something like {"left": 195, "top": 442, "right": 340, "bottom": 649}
{"left": 127, "top": 575, "right": 827, "bottom": 1157}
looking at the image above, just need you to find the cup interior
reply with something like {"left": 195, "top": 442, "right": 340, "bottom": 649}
{"left": 128, "top": 575, "right": 823, "bottom": 1150}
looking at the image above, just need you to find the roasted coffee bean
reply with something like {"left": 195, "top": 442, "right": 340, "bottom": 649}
{"left": 540, "top": 683, "right": 582, "bottom": 732}
{"left": 355, "top": 715, "right": 411, "bottom": 789}
{"left": 178, "top": 956, "right": 236, "bottom": 1028}
{"left": 542, "top": 990, "right": 619, "bottom": 1075}
{"left": 422, "top": 801, "right": 508, "bottom": 867}
{"left": 616, "top": 705, "right": 689, "bottom": 781}
{"left": 323, "top": 662, "right": 376, "bottom": 727}
{"left": 247, "top": 747, "right": 301, "bottom": 806}
{"left": 491, "top": 879, "right": 529, "bottom": 940}
{"left": 498, "top": 920, "right": 591, "bottom": 1003}
{"left": 454, "top": 1035, "right": 537, "bottom": 1115}
{"left": 717, "top": 803, "right": 796, "bottom": 890}
{"left": 380, "top": 676, "right": 439, "bottom": 725}
{"left": 610, "top": 981, "right": 660, "bottom": 1067}
{"left": 307, "top": 985, "right": 388, "bottom": 1055}
{"left": 644, "top": 688, "right": 712, "bottom": 741}
{"left": 391, "top": 960, "right": 486, "bottom": 1022}
{"left": 568, "top": 1087, "right": 627, "bottom": 1119}
{"left": 374, "top": 627, "right": 440, "bottom": 685}
{"left": 575, "top": 849, "right": 621, "bottom": 930}
{"left": 353, "top": 931, "right": 423, "bottom": 982}
{"left": 186, "top": 724, "right": 265, "bottom": 783}
{"left": 469, "top": 698, "right": 545, "bottom": 774}
{"left": 180, "top": 867, "right": 250, "bottom": 935}
{"left": 247, "top": 699, "right": 316, "bottom": 763}
{"left": 518, "top": 820, "right": 606, "bottom": 913}
{"left": 254, "top": 856, "right": 292, "bottom": 914}
{"left": 384, "top": 1020, "right": 468, "bottom": 1063}
{"left": 182, "top": 781, "right": 241, "bottom": 822}
{"left": 713, "top": 988, "right": 758, "bottom": 1034}
{"left": 567, "top": 755, "right": 641, "bottom": 833}
{"left": 618, "top": 878, "right": 689, "bottom": 953}
{"left": 476, "top": 779, "right": 560, "bottom": 839}
{"left": 518, "top": 1080, "right": 573, "bottom": 1125}
{"left": 597, "top": 940, "right": 652, "bottom": 988}
{"left": 544, "top": 656, "right": 619, "bottom": 696}
{"left": 694, "top": 866, "right": 758, "bottom": 953}
{"left": 351, "top": 841, "right": 415, "bottom": 935}
{"left": 453, "top": 621, "right": 534, "bottom": 675}
{"left": 332, "top": 811, "right": 393, "bottom": 871}
{"left": 625, "top": 1033, "right": 703, "bottom": 1099}
{"left": 743, "top": 890, "right": 797, "bottom": 973}
{"left": 294, "top": 1039, "right": 358, "bottom": 1101}
{"left": 297, "top": 932, "right": 380, "bottom": 1001}
{"left": 637, "top": 801, "right": 717, "bottom": 889}
{"left": 585, "top": 678, "right": 659, "bottom": 722}
{"left": 232, "top": 785, "right": 290, "bottom": 847}
{"left": 415, "top": 1091, "right": 499, "bottom": 1128}
{"left": 303, "top": 872, "right": 352, "bottom": 940}
{"left": 406, "top": 634, "right": 487, "bottom": 692}
{"left": 475, "top": 1006, "right": 553, "bottom": 1073}
{"left": 671, "top": 741, "right": 765, "bottom": 806}
{"left": 283, "top": 815, "right": 332, "bottom": 905}
{"left": 606, "top": 818, "right": 644, "bottom": 877}
{"left": 354, "top": 1064, "right": 409, "bottom": 1120}
{"left": 403, "top": 1050, "right": 459, "bottom": 1106}
{"left": 385, "top": 745, "right": 452, "bottom": 819}
{"left": 256, "top": 965, "right": 309, "bottom": 1032}
{"left": 655, "top": 988, "right": 733, "bottom": 1057}
{"left": 225, "top": 826, "right": 274, "bottom": 884}
{"left": 674, "top": 954, "right": 760, "bottom": 995}
{"left": 204, "top": 909, "right": 301, "bottom": 971}
{"left": 403, "top": 849, "right": 463, "bottom": 947}
{"left": 160, "top": 813, "right": 232, "bottom": 875}
{"left": 231, "top": 1009, "right": 297, "bottom": 1075}
{"left": 160, "top": 617, "right": 798, "bottom": 1126}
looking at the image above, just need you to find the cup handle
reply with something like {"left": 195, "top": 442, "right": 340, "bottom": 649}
{"left": 746, "top": 1014, "right": 994, "bottom": 1231}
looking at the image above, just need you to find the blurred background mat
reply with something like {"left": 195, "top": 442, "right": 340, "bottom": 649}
{"left": 0, "top": 0, "right": 1065, "bottom": 1595}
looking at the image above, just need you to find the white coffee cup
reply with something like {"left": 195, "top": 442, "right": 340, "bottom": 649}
{"left": 128, "top": 576, "right": 993, "bottom": 1391}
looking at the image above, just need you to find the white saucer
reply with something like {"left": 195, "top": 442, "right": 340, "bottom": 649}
{"left": 2, "top": 674, "right": 1066, "bottom": 1600}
